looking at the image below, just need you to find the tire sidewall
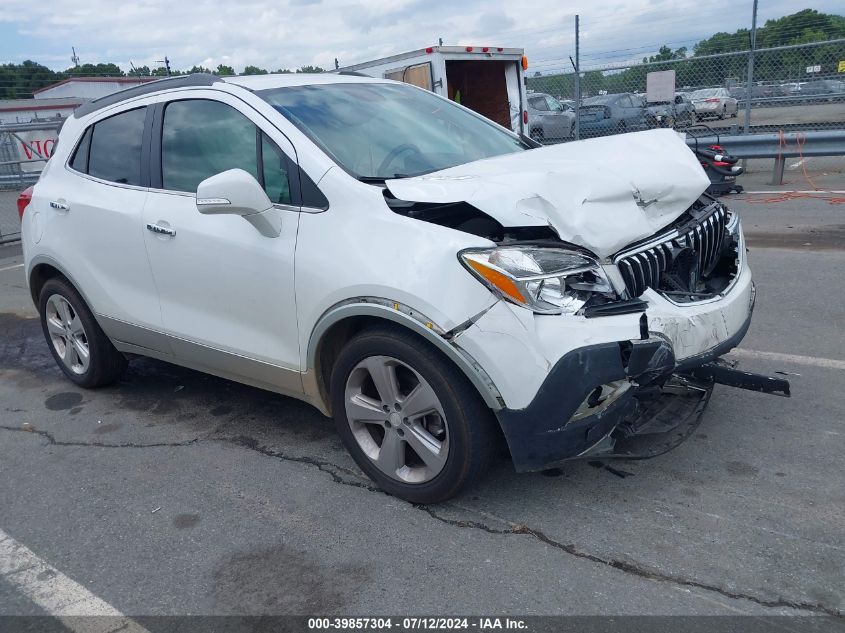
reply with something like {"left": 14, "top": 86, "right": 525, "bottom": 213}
{"left": 39, "top": 279, "right": 105, "bottom": 387}
{"left": 330, "top": 329, "right": 480, "bottom": 503}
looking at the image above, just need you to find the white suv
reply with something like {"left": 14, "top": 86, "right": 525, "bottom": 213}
{"left": 19, "top": 73, "right": 787, "bottom": 503}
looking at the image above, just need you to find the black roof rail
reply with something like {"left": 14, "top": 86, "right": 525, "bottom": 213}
{"left": 337, "top": 71, "right": 369, "bottom": 77}
{"left": 74, "top": 73, "right": 221, "bottom": 118}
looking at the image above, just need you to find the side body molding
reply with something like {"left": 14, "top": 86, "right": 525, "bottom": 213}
{"left": 303, "top": 300, "right": 504, "bottom": 414}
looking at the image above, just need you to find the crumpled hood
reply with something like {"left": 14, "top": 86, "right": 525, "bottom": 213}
{"left": 385, "top": 128, "right": 709, "bottom": 258}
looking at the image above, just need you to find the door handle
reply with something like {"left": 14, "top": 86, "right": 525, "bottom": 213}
{"left": 50, "top": 200, "right": 69, "bottom": 212}
{"left": 146, "top": 223, "right": 175, "bottom": 237}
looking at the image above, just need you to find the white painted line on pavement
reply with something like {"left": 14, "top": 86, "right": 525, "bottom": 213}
{"left": 0, "top": 263, "right": 23, "bottom": 272}
{"left": 0, "top": 528, "right": 151, "bottom": 632}
{"left": 729, "top": 348, "right": 845, "bottom": 371}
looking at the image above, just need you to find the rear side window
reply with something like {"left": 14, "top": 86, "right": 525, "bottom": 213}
{"left": 87, "top": 107, "right": 146, "bottom": 186}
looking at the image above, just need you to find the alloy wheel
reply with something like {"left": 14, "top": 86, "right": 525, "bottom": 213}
{"left": 45, "top": 294, "right": 90, "bottom": 375}
{"left": 344, "top": 355, "right": 449, "bottom": 484}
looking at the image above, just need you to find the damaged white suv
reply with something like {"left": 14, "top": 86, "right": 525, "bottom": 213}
{"left": 20, "top": 73, "right": 789, "bottom": 503}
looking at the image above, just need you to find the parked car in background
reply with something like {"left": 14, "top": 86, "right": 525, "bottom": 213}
{"left": 578, "top": 93, "right": 648, "bottom": 137}
{"left": 729, "top": 84, "right": 773, "bottom": 102}
{"left": 646, "top": 93, "right": 696, "bottom": 128}
{"left": 526, "top": 92, "right": 574, "bottom": 141}
{"left": 690, "top": 88, "right": 738, "bottom": 120}
{"left": 800, "top": 79, "right": 845, "bottom": 100}
{"left": 778, "top": 82, "right": 806, "bottom": 97}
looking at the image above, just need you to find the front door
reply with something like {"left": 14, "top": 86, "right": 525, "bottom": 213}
{"left": 141, "top": 95, "right": 302, "bottom": 395}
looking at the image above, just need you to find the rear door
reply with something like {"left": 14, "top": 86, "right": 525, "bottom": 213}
{"left": 141, "top": 92, "right": 304, "bottom": 394}
{"left": 54, "top": 104, "right": 167, "bottom": 352}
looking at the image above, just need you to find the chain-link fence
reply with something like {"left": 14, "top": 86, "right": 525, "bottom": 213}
{"left": 0, "top": 121, "right": 60, "bottom": 242}
{"left": 526, "top": 38, "right": 845, "bottom": 143}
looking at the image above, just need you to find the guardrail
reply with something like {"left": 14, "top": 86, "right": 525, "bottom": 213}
{"left": 685, "top": 130, "right": 845, "bottom": 185}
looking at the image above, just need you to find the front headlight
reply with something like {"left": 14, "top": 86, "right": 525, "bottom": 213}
{"left": 459, "top": 246, "right": 616, "bottom": 315}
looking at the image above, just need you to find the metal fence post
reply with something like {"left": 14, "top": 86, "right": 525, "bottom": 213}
{"left": 574, "top": 14, "right": 581, "bottom": 141}
{"left": 743, "top": 0, "right": 758, "bottom": 135}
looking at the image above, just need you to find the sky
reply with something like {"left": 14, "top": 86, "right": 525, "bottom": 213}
{"left": 0, "top": 0, "right": 841, "bottom": 75}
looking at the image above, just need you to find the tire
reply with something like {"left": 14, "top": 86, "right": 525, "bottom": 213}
{"left": 39, "top": 278, "right": 127, "bottom": 388}
{"left": 719, "top": 106, "right": 726, "bottom": 120}
{"left": 616, "top": 121, "right": 627, "bottom": 134}
{"left": 330, "top": 325, "right": 496, "bottom": 504}
{"left": 530, "top": 127, "right": 544, "bottom": 142}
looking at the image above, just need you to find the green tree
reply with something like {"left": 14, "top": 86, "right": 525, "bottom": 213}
{"left": 215, "top": 64, "right": 235, "bottom": 76}
{"left": 296, "top": 65, "right": 325, "bottom": 73}
{"left": 241, "top": 65, "right": 268, "bottom": 75}
{"left": 64, "top": 63, "right": 124, "bottom": 77}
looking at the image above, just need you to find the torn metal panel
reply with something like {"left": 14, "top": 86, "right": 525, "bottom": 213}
{"left": 385, "top": 129, "right": 710, "bottom": 258}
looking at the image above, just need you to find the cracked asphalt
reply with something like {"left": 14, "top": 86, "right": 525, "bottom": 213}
{"left": 0, "top": 194, "right": 844, "bottom": 618}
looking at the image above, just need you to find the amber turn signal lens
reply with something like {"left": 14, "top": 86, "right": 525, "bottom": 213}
{"left": 466, "top": 259, "right": 526, "bottom": 304}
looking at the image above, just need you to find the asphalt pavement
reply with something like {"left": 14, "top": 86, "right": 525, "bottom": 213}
{"left": 0, "top": 194, "right": 844, "bottom": 623}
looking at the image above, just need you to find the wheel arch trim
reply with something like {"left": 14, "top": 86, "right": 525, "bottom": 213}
{"left": 305, "top": 299, "right": 504, "bottom": 412}
{"left": 27, "top": 255, "right": 97, "bottom": 311}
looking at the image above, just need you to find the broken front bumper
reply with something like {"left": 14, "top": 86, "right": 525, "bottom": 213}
{"left": 455, "top": 255, "right": 788, "bottom": 472}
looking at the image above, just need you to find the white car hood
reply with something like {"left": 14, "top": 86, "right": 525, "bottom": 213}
{"left": 385, "top": 128, "right": 709, "bottom": 258}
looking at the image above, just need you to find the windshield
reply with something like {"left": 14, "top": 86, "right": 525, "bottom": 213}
{"left": 258, "top": 82, "right": 526, "bottom": 180}
{"left": 690, "top": 89, "right": 720, "bottom": 99}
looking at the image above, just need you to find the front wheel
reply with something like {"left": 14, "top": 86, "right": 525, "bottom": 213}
{"left": 39, "top": 278, "right": 127, "bottom": 388}
{"left": 330, "top": 326, "right": 496, "bottom": 503}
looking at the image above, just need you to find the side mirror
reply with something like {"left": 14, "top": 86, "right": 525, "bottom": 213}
{"left": 196, "top": 169, "right": 281, "bottom": 238}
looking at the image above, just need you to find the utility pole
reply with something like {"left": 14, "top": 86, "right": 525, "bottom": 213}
{"left": 574, "top": 14, "right": 581, "bottom": 141}
{"left": 156, "top": 56, "right": 172, "bottom": 76}
{"left": 70, "top": 47, "right": 80, "bottom": 67}
{"left": 439, "top": 37, "right": 443, "bottom": 46}
{"left": 743, "top": 0, "right": 758, "bottom": 135}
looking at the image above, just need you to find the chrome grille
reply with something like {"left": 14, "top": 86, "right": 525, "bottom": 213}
{"left": 615, "top": 204, "right": 729, "bottom": 298}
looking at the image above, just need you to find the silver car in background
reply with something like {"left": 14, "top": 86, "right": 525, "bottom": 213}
{"left": 526, "top": 92, "right": 574, "bottom": 142}
{"left": 690, "top": 88, "right": 738, "bottom": 120}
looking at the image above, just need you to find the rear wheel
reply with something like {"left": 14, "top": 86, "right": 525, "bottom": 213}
{"left": 39, "top": 278, "right": 127, "bottom": 388}
{"left": 530, "top": 127, "right": 544, "bottom": 142}
{"left": 719, "top": 106, "right": 726, "bottom": 120}
{"left": 330, "top": 326, "right": 496, "bottom": 503}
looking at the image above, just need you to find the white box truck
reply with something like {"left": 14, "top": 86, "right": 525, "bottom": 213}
{"left": 337, "top": 45, "right": 529, "bottom": 135}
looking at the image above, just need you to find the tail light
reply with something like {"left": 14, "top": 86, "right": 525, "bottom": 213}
{"left": 522, "top": 55, "right": 528, "bottom": 71}
{"left": 17, "top": 186, "right": 33, "bottom": 221}
{"left": 705, "top": 98, "right": 720, "bottom": 103}
{"left": 523, "top": 110, "right": 528, "bottom": 124}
